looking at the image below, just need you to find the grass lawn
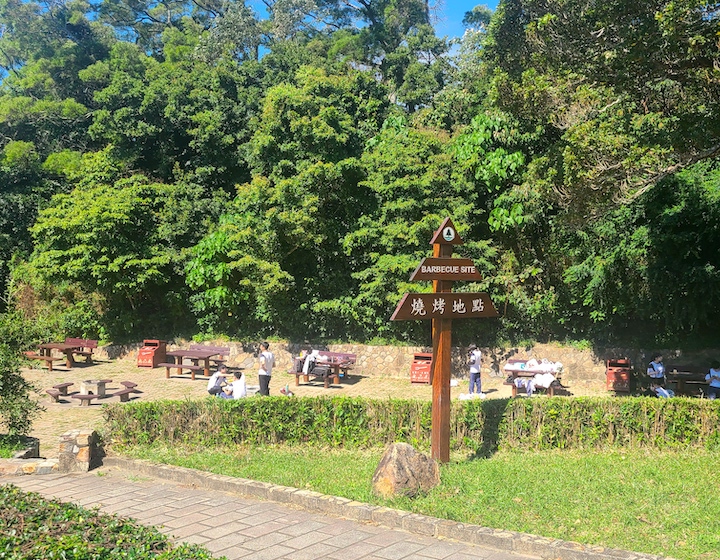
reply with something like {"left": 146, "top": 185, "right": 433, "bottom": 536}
{"left": 116, "top": 443, "right": 719, "bottom": 560}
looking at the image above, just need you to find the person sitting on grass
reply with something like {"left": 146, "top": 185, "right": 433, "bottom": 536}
{"left": 650, "top": 381, "right": 674, "bottom": 398}
{"left": 223, "top": 370, "right": 246, "bottom": 399}
{"left": 207, "top": 364, "right": 228, "bottom": 396}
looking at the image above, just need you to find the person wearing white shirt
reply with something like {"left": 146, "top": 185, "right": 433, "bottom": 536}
{"left": 223, "top": 370, "right": 247, "bottom": 399}
{"left": 468, "top": 344, "right": 483, "bottom": 394}
{"left": 647, "top": 353, "right": 665, "bottom": 387}
{"left": 207, "top": 364, "right": 227, "bottom": 396}
{"left": 705, "top": 360, "right": 720, "bottom": 399}
{"left": 258, "top": 341, "right": 275, "bottom": 396}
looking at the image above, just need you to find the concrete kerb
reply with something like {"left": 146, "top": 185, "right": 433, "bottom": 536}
{"left": 102, "top": 456, "right": 674, "bottom": 560}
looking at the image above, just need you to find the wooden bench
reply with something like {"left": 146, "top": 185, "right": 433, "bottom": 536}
{"left": 46, "top": 388, "right": 62, "bottom": 402}
{"left": 71, "top": 394, "right": 98, "bottom": 406}
{"left": 65, "top": 338, "right": 99, "bottom": 364}
{"left": 53, "top": 382, "right": 74, "bottom": 395}
{"left": 120, "top": 381, "right": 138, "bottom": 390}
{"left": 189, "top": 344, "right": 231, "bottom": 366}
{"left": 665, "top": 367, "right": 709, "bottom": 397}
{"left": 24, "top": 351, "right": 63, "bottom": 371}
{"left": 158, "top": 362, "right": 204, "bottom": 380}
{"left": 112, "top": 388, "right": 138, "bottom": 402}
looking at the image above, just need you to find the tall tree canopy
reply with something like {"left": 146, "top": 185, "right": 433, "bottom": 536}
{"left": 0, "top": 0, "right": 719, "bottom": 349}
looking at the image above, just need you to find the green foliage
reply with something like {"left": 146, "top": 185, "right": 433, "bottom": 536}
{"left": 104, "top": 396, "right": 434, "bottom": 449}
{"left": 0, "top": 343, "right": 43, "bottom": 435}
{"left": 15, "top": 149, "right": 215, "bottom": 339}
{"left": 0, "top": 484, "right": 221, "bottom": 559}
{"left": 0, "top": 0, "right": 719, "bottom": 348}
{"left": 0, "top": 433, "right": 26, "bottom": 457}
{"left": 104, "top": 395, "right": 720, "bottom": 454}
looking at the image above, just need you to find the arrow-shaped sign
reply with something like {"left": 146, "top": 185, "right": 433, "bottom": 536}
{"left": 391, "top": 292, "right": 499, "bottom": 321}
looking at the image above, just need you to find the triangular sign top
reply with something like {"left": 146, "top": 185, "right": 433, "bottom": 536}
{"left": 430, "top": 217, "right": 463, "bottom": 245}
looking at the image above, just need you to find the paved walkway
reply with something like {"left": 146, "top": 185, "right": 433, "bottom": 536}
{"left": 5, "top": 466, "right": 538, "bottom": 560}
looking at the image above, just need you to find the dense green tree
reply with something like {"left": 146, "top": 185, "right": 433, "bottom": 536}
{"left": 186, "top": 65, "right": 388, "bottom": 337}
{"left": 17, "top": 149, "right": 220, "bottom": 339}
{"left": 484, "top": 0, "right": 720, "bottom": 211}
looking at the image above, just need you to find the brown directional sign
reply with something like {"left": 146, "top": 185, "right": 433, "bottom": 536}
{"left": 429, "top": 217, "right": 464, "bottom": 246}
{"left": 391, "top": 292, "right": 498, "bottom": 321}
{"left": 410, "top": 257, "right": 484, "bottom": 281}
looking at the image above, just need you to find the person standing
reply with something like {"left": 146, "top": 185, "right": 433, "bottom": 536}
{"left": 258, "top": 341, "right": 274, "bottom": 396}
{"left": 705, "top": 360, "right": 720, "bottom": 400}
{"left": 647, "top": 353, "right": 665, "bottom": 387}
{"left": 468, "top": 344, "right": 483, "bottom": 395}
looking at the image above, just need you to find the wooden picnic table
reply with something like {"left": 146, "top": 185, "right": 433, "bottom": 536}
{"left": 666, "top": 369, "right": 708, "bottom": 396}
{"left": 164, "top": 348, "right": 220, "bottom": 378}
{"left": 38, "top": 342, "right": 81, "bottom": 369}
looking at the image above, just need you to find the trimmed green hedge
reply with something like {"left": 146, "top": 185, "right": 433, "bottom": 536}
{"left": 0, "top": 485, "right": 220, "bottom": 559}
{"left": 102, "top": 396, "right": 720, "bottom": 452}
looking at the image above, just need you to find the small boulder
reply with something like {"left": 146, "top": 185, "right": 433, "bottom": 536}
{"left": 371, "top": 442, "right": 440, "bottom": 499}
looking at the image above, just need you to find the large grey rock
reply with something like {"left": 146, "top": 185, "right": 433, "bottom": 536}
{"left": 372, "top": 443, "right": 440, "bottom": 499}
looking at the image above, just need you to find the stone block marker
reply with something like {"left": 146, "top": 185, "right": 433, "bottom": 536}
{"left": 372, "top": 442, "right": 440, "bottom": 498}
{"left": 58, "top": 429, "right": 101, "bottom": 473}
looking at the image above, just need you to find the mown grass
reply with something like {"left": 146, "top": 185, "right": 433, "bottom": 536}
{"left": 116, "top": 443, "right": 720, "bottom": 560}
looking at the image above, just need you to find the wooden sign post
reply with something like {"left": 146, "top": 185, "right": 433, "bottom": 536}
{"left": 391, "top": 218, "right": 498, "bottom": 462}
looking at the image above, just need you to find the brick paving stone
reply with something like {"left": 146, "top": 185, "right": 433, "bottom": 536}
{"left": 372, "top": 540, "right": 427, "bottom": 560}
{"left": 321, "top": 529, "right": 378, "bottom": 548}
{"left": 237, "top": 531, "right": 290, "bottom": 551}
{"left": 162, "top": 511, "right": 214, "bottom": 528}
{"left": 200, "top": 522, "right": 253, "bottom": 540}
{"left": 280, "top": 519, "right": 328, "bottom": 535}
{"left": 216, "top": 547, "right": 256, "bottom": 560}
{"left": 280, "top": 531, "right": 330, "bottom": 549}
{"left": 238, "top": 519, "right": 287, "bottom": 538}
{"left": 326, "top": 541, "right": 383, "bottom": 560}
{"left": 276, "top": 542, "right": 341, "bottom": 560}
{"left": 1, "top": 469, "right": 551, "bottom": 560}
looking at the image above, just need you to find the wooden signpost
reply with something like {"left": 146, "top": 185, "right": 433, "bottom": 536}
{"left": 391, "top": 217, "right": 498, "bottom": 462}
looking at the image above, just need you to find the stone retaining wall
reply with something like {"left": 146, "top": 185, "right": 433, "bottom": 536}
{"left": 99, "top": 341, "right": 720, "bottom": 383}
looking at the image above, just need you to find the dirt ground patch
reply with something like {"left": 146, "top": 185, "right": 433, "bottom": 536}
{"left": 21, "top": 355, "right": 608, "bottom": 458}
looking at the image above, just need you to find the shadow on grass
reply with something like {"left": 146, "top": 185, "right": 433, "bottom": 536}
{"left": 468, "top": 398, "right": 514, "bottom": 460}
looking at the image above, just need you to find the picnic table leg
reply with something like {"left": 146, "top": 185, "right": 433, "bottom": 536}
{"left": 203, "top": 358, "right": 210, "bottom": 377}
{"left": 64, "top": 351, "right": 75, "bottom": 368}
{"left": 677, "top": 379, "right": 686, "bottom": 395}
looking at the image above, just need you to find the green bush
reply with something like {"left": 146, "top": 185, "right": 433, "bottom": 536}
{"left": 0, "top": 485, "right": 221, "bottom": 559}
{"left": 0, "top": 434, "right": 26, "bottom": 458}
{"left": 103, "top": 395, "right": 720, "bottom": 453}
{"left": 0, "top": 344, "right": 43, "bottom": 435}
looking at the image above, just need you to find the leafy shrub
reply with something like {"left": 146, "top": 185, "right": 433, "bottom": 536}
{"left": 0, "top": 344, "right": 43, "bottom": 435}
{"left": 0, "top": 485, "right": 221, "bottom": 559}
{"left": 103, "top": 395, "right": 720, "bottom": 453}
{"left": 0, "top": 434, "right": 26, "bottom": 458}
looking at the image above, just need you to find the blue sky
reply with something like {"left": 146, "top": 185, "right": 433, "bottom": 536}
{"left": 433, "top": 1, "right": 499, "bottom": 40}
